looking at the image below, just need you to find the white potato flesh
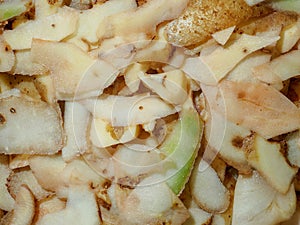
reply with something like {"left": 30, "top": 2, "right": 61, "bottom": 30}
{"left": 183, "top": 207, "right": 212, "bottom": 225}
{"left": 286, "top": 131, "right": 300, "bottom": 167}
{"left": 34, "top": 196, "right": 66, "bottom": 224}
{"left": 82, "top": 146, "right": 115, "bottom": 180}
{"left": 97, "top": 0, "right": 189, "bottom": 40}
{"left": 205, "top": 110, "right": 252, "bottom": 173}
{"left": 212, "top": 215, "right": 226, "bottom": 225}
{"left": 0, "top": 162, "right": 15, "bottom": 211}
{"left": 0, "top": 95, "right": 64, "bottom": 154}
{"left": 13, "top": 50, "right": 47, "bottom": 75}
{"left": 62, "top": 101, "right": 90, "bottom": 162}
{"left": 183, "top": 34, "right": 279, "bottom": 85}
{"left": 3, "top": 7, "right": 79, "bottom": 50}
{"left": 277, "top": 19, "right": 300, "bottom": 53}
{"left": 80, "top": 93, "right": 177, "bottom": 127}
{"left": 190, "top": 160, "right": 230, "bottom": 213}
{"left": 90, "top": 118, "right": 138, "bottom": 148}
{"left": 134, "top": 25, "right": 173, "bottom": 63}
{"left": 0, "top": 37, "right": 15, "bottom": 72}
{"left": 37, "top": 186, "right": 101, "bottom": 225}
{"left": 124, "top": 63, "right": 147, "bottom": 93}
{"left": 244, "top": 0, "right": 266, "bottom": 6}
{"left": 232, "top": 171, "right": 296, "bottom": 225}
{"left": 117, "top": 180, "right": 190, "bottom": 225}
{"left": 29, "top": 155, "right": 66, "bottom": 192}
{"left": 33, "top": 75, "right": 56, "bottom": 104}
{"left": 68, "top": 0, "right": 136, "bottom": 48}
{"left": 281, "top": 204, "right": 300, "bottom": 225}
{"left": 31, "top": 39, "right": 118, "bottom": 99}
{"left": 201, "top": 80, "right": 300, "bottom": 139}
{"left": 247, "top": 135, "right": 298, "bottom": 193}
{"left": 37, "top": 185, "right": 100, "bottom": 225}
{"left": 34, "top": 0, "right": 62, "bottom": 19}
{"left": 139, "top": 70, "right": 188, "bottom": 105}
{"left": 253, "top": 50, "right": 300, "bottom": 87}
{"left": 10, "top": 185, "right": 35, "bottom": 225}
{"left": 112, "top": 144, "right": 162, "bottom": 180}
{"left": 212, "top": 26, "right": 235, "bottom": 45}
{"left": 226, "top": 51, "right": 271, "bottom": 83}
{"left": 61, "top": 159, "right": 106, "bottom": 187}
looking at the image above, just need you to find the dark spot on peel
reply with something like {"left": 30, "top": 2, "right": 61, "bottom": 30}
{"left": 237, "top": 91, "right": 245, "bottom": 99}
{"left": 10, "top": 108, "right": 16, "bottom": 113}
{"left": 232, "top": 136, "right": 244, "bottom": 148}
{"left": 0, "top": 114, "right": 5, "bottom": 124}
{"left": 139, "top": 106, "right": 143, "bottom": 110}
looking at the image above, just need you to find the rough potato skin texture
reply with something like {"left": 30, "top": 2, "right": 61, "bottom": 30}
{"left": 165, "top": 0, "right": 271, "bottom": 47}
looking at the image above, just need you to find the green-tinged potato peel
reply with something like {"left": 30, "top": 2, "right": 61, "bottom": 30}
{"left": 0, "top": 1, "right": 28, "bottom": 22}
{"left": 159, "top": 97, "right": 203, "bottom": 195}
{"left": 270, "top": 0, "right": 300, "bottom": 13}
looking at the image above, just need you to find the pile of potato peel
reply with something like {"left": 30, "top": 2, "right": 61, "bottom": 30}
{"left": 0, "top": 0, "right": 299, "bottom": 224}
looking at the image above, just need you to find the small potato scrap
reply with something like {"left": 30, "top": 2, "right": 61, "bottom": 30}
{"left": 12, "top": 50, "right": 47, "bottom": 76}
{"left": 0, "top": 37, "right": 14, "bottom": 72}
{"left": 2, "top": 7, "right": 79, "bottom": 50}
{"left": 253, "top": 50, "right": 300, "bottom": 88}
{"left": 190, "top": 160, "right": 230, "bottom": 213}
{"left": 62, "top": 101, "right": 90, "bottom": 161}
{"left": 0, "top": 94, "right": 64, "bottom": 154}
{"left": 138, "top": 69, "right": 188, "bottom": 105}
{"left": 247, "top": 135, "right": 298, "bottom": 194}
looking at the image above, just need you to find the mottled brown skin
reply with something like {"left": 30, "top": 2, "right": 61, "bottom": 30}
{"left": 165, "top": 0, "right": 272, "bottom": 47}
{"left": 236, "top": 11, "right": 298, "bottom": 35}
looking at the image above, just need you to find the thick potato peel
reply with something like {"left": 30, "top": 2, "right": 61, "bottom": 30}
{"left": 0, "top": 94, "right": 63, "bottom": 154}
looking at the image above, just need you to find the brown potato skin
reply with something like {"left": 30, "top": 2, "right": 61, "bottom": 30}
{"left": 165, "top": 0, "right": 271, "bottom": 47}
